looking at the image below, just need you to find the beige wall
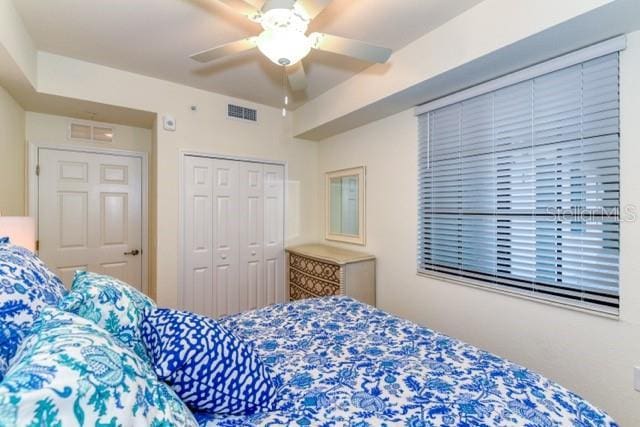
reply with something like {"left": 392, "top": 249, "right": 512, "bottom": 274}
{"left": 25, "top": 111, "right": 152, "bottom": 153}
{"left": 0, "top": 85, "right": 25, "bottom": 215}
{"left": 33, "top": 52, "right": 321, "bottom": 307}
{"left": 316, "top": 30, "right": 640, "bottom": 426}
{"left": 149, "top": 117, "right": 158, "bottom": 300}
{"left": 0, "top": 0, "right": 37, "bottom": 86}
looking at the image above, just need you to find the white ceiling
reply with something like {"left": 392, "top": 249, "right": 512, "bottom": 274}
{"left": 13, "top": 0, "right": 484, "bottom": 108}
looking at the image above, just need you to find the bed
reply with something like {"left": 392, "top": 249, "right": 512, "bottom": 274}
{"left": 195, "top": 296, "right": 616, "bottom": 427}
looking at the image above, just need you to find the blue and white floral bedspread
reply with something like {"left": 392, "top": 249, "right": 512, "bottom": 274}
{"left": 196, "top": 297, "right": 616, "bottom": 427}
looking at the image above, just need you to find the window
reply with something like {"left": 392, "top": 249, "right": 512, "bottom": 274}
{"left": 416, "top": 38, "right": 624, "bottom": 315}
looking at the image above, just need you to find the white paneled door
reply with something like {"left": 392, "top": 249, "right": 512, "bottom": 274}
{"left": 183, "top": 155, "right": 285, "bottom": 318}
{"left": 238, "top": 161, "right": 264, "bottom": 312}
{"left": 263, "top": 164, "right": 285, "bottom": 305}
{"left": 38, "top": 148, "right": 143, "bottom": 290}
{"left": 212, "top": 159, "right": 240, "bottom": 317}
{"left": 182, "top": 155, "right": 214, "bottom": 316}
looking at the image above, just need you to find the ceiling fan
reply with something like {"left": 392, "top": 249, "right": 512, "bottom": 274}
{"left": 190, "top": 0, "right": 393, "bottom": 92}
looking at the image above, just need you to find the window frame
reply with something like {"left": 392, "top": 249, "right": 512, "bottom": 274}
{"left": 415, "top": 36, "right": 626, "bottom": 317}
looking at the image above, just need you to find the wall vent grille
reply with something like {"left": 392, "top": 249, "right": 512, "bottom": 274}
{"left": 228, "top": 104, "right": 257, "bottom": 122}
{"left": 68, "top": 121, "right": 114, "bottom": 143}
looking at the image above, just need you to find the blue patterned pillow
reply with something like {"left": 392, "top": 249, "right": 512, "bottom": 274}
{"left": 58, "top": 271, "right": 156, "bottom": 364}
{"left": 0, "top": 306, "right": 198, "bottom": 426}
{"left": 141, "top": 308, "right": 278, "bottom": 415}
{"left": 0, "top": 243, "right": 67, "bottom": 380}
{"left": 0, "top": 237, "right": 9, "bottom": 245}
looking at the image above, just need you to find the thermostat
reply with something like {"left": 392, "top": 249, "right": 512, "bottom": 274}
{"left": 163, "top": 115, "right": 176, "bottom": 131}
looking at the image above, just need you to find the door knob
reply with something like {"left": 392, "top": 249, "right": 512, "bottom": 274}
{"left": 251, "top": 251, "right": 257, "bottom": 256}
{"left": 221, "top": 254, "right": 227, "bottom": 260}
{"left": 124, "top": 249, "right": 140, "bottom": 256}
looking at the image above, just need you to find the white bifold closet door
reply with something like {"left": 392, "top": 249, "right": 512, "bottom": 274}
{"left": 182, "top": 155, "right": 285, "bottom": 318}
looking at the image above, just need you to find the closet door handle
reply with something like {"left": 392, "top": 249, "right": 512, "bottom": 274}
{"left": 251, "top": 251, "right": 257, "bottom": 256}
{"left": 124, "top": 249, "right": 140, "bottom": 256}
{"left": 220, "top": 254, "right": 228, "bottom": 260}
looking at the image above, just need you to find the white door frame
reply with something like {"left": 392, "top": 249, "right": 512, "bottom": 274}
{"left": 178, "top": 150, "right": 288, "bottom": 310}
{"left": 27, "top": 142, "right": 149, "bottom": 295}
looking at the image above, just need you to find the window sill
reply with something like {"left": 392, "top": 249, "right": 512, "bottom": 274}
{"left": 416, "top": 270, "right": 620, "bottom": 320}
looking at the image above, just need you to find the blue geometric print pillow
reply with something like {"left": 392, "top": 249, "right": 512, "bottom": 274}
{"left": 0, "top": 306, "right": 198, "bottom": 427}
{"left": 59, "top": 271, "right": 156, "bottom": 364}
{"left": 141, "top": 308, "right": 278, "bottom": 415}
{"left": 0, "top": 242, "right": 67, "bottom": 380}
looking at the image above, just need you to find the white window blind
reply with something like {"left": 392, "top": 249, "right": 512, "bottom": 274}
{"left": 417, "top": 48, "right": 621, "bottom": 314}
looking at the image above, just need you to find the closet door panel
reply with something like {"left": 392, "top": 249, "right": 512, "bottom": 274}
{"left": 263, "top": 164, "right": 285, "bottom": 305}
{"left": 183, "top": 156, "right": 214, "bottom": 317}
{"left": 213, "top": 160, "right": 240, "bottom": 317}
{"left": 239, "top": 163, "right": 264, "bottom": 312}
{"left": 182, "top": 156, "right": 284, "bottom": 317}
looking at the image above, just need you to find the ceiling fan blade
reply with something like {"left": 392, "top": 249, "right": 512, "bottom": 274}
{"left": 287, "top": 62, "right": 308, "bottom": 91}
{"left": 217, "top": 0, "right": 261, "bottom": 17}
{"left": 310, "top": 33, "right": 392, "bottom": 63}
{"left": 295, "top": 0, "right": 331, "bottom": 19}
{"left": 245, "top": 0, "right": 266, "bottom": 8}
{"left": 190, "top": 38, "right": 257, "bottom": 63}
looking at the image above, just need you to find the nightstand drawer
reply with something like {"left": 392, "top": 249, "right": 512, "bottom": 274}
{"left": 289, "top": 268, "right": 341, "bottom": 299}
{"left": 289, "top": 283, "right": 317, "bottom": 301}
{"left": 289, "top": 253, "right": 340, "bottom": 284}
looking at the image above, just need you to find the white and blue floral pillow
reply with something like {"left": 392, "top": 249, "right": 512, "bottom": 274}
{"left": 0, "top": 240, "right": 67, "bottom": 380}
{"left": 58, "top": 271, "right": 156, "bottom": 364}
{"left": 0, "top": 306, "right": 198, "bottom": 426}
{"left": 141, "top": 308, "right": 278, "bottom": 415}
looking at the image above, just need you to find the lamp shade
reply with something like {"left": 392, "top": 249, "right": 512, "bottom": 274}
{"left": 0, "top": 217, "right": 36, "bottom": 252}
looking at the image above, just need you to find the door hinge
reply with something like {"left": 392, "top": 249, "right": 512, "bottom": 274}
{"left": 35, "top": 164, "right": 40, "bottom": 176}
{"left": 35, "top": 240, "right": 39, "bottom": 251}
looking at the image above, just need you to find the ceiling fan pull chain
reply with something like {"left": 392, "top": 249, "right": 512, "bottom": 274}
{"left": 282, "top": 66, "right": 288, "bottom": 117}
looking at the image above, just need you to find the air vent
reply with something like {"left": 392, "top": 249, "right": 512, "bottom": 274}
{"left": 92, "top": 126, "right": 114, "bottom": 142}
{"left": 68, "top": 121, "right": 114, "bottom": 143}
{"left": 69, "top": 123, "right": 92, "bottom": 140}
{"left": 228, "top": 104, "right": 257, "bottom": 122}
{"left": 243, "top": 108, "right": 257, "bottom": 122}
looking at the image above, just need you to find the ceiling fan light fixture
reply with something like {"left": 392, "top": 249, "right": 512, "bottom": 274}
{"left": 256, "top": 28, "right": 311, "bottom": 66}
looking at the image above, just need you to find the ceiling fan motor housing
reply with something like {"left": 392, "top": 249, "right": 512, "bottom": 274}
{"left": 261, "top": 0, "right": 299, "bottom": 15}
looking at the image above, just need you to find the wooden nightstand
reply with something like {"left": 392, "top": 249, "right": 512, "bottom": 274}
{"left": 285, "top": 244, "right": 376, "bottom": 306}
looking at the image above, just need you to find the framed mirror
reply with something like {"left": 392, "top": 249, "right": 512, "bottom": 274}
{"left": 325, "top": 166, "right": 365, "bottom": 245}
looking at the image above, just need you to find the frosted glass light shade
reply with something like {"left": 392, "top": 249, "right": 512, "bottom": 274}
{"left": 256, "top": 28, "right": 311, "bottom": 66}
{"left": 0, "top": 217, "right": 36, "bottom": 252}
